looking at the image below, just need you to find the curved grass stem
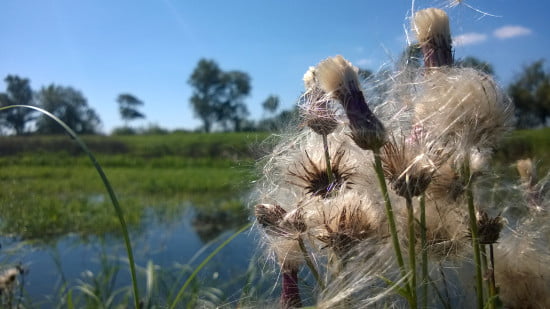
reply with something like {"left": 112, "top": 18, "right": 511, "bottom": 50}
{"left": 170, "top": 223, "right": 252, "bottom": 309}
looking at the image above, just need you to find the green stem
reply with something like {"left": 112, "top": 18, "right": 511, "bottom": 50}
{"left": 420, "top": 194, "right": 428, "bottom": 308}
{"left": 464, "top": 157, "right": 484, "bottom": 309}
{"left": 488, "top": 244, "right": 498, "bottom": 307}
{"left": 406, "top": 197, "right": 418, "bottom": 309}
{"left": 298, "top": 237, "right": 325, "bottom": 290}
{"left": 373, "top": 149, "right": 412, "bottom": 302}
{"left": 322, "top": 134, "right": 335, "bottom": 185}
{"left": 480, "top": 244, "right": 489, "bottom": 302}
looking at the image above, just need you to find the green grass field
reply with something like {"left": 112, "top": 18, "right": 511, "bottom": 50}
{"left": 0, "top": 132, "right": 270, "bottom": 240}
{"left": 0, "top": 129, "right": 547, "bottom": 241}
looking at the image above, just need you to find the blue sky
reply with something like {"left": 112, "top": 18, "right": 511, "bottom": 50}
{"left": 1, "top": 0, "right": 549, "bottom": 133}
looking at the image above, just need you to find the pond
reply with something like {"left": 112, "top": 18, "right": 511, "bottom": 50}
{"left": 0, "top": 199, "right": 274, "bottom": 308}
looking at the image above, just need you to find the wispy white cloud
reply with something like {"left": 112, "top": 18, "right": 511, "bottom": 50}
{"left": 453, "top": 32, "right": 488, "bottom": 46}
{"left": 355, "top": 58, "right": 372, "bottom": 67}
{"left": 493, "top": 25, "right": 532, "bottom": 39}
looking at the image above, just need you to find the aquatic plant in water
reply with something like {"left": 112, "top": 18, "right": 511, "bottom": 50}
{"left": 252, "top": 6, "right": 550, "bottom": 309}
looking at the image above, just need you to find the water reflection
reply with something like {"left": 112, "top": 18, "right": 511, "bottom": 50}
{"left": 0, "top": 201, "right": 258, "bottom": 307}
{"left": 192, "top": 208, "right": 249, "bottom": 243}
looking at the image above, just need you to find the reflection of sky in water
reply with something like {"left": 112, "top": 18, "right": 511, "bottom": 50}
{"left": 1, "top": 205, "right": 258, "bottom": 305}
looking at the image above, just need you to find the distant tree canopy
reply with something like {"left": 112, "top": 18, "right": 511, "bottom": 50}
{"left": 457, "top": 56, "right": 494, "bottom": 75}
{"left": 262, "top": 95, "right": 279, "bottom": 115}
{"left": 117, "top": 93, "right": 145, "bottom": 125}
{"left": 0, "top": 75, "right": 36, "bottom": 135}
{"left": 509, "top": 59, "right": 550, "bottom": 128}
{"left": 188, "top": 59, "right": 251, "bottom": 132}
{"left": 36, "top": 84, "right": 101, "bottom": 134}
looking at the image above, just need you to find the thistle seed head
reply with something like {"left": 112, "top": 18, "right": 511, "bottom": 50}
{"left": 272, "top": 238, "right": 303, "bottom": 271}
{"left": 414, "top": 68, "right": 514, "bottom": 155}
{"left": 280, "top": 208, "right": 308, "bottom": 235}
{"left": 423, "top": 202, "right": 469, "bottom": 258}
{"left": 476, "top": 210, "right": 504, "bottom": 245}
{"left": 380, "top": 138, "right": 439, "bottom": 199}
{"left": 426, "top": 162, "right": 465, "bottom": 201}
{"left": 315, "top": 55, "right": 386, "bottom": 150}
{"left": 314, "top": 192, "right": 385, "bottom": 259}
{"left": 413, "top": 8, "right": 453, "bottom": 67}
{"left": 288, "top": 148, "right": 354, "bottom": 198}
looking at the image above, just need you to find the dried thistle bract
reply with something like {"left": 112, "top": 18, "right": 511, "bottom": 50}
{"left": 288, "top": 149, "right": 354, "bottom": 198}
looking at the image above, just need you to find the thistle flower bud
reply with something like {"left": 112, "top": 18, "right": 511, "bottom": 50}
{"left": 315, "top": 55, "right": 386, "bottom": 150}
{"left": 516, "top": 158, "right": 537, "bottom": 188}
{"left": 0, "top": 267, "right": 22, "bottom": 292}
{"left": 300, "top": 67, "right": 339, "bottom": 136}
{"left": 516, "top": 158, "right": 545, "bottom": 211}
{"left": 255, "top": 203, "right": 287, "bottom": 236}
{"left": 476, "top": 211, "right": 504, "bottom": 245}
{"left": 413, "top": 8, "right": 453, "bottom": 67}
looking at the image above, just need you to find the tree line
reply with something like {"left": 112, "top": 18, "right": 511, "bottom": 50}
{"left": 1, "top": 57, "right": 549, "bottom": 135}
{"left": 0, "top": 76, "right": 146, "bottom": 135}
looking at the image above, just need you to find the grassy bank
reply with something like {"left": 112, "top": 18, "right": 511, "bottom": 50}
{"left": 495, "top": 127, "right": 550, "bottom": 172}
{"left": 0, "top": 132, "right": 270, "bottom": 240}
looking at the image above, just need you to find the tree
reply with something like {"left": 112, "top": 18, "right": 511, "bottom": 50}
{"left": 218, "top": 70, "right": 250, "bottom": 131}
{"left": 508, "top": 60, "right": 550, "bottom": 128}
{"left": 188, "top": 59, "right": 251, "bottom": 132}
{"left": 0, "top": 75, "right": 36, "bottom": 135}
{"left": 188, "top": 59, "right": 224, "bottom": 133}
{"left": 36, "top": 84, "right": 101, "bottom": 134}
{"left": 262, "top": 95, "right": 280, "bottom": 116}
{"left": 457, "top": 56, "right": 494, "bottom": 75}
{"left": 117, "top": 93, "right": 145, "bottom": 126}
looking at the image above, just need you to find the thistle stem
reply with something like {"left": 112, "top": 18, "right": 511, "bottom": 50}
{"left": 464, "top": 157, "right": 484, "bottom": 309}
{"left": 420, "top": 194, "right": 428, "bottom": 308}
{"left": 480, "top": 244, "right": 489, "bottom": 300}
{"left": 298, "top": 237, "right": 325, "bottom": 290}
{"left": 373, "top": 149, "right": 413, "bottom": 304}
{"left": 281, "top": 267, "right": 302, "bottom": 308}
{"left": 322, "top": 134, "right": 335, "bottom": 186}
{"left": 488, "top": 244, "right": 498, "bottom": 309}
{"left": 406, "top": 196, "right": 418, "bottom": 308}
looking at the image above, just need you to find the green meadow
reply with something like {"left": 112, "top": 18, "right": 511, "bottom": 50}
{"left": 0, "top": 132, "right": 270, "bottom": 240}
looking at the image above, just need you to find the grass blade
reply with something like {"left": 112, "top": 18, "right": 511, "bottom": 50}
{"left": 169, "top": 222, "right": 252, "bottom": 309}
